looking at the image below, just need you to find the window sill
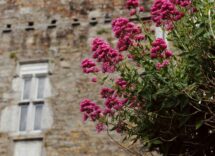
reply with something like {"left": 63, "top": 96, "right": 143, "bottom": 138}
{"left": 10, "top": 131, "right": 43, "bottom": 141}
{"left": 18, "top": 100, "right": 44, "bottom": 105}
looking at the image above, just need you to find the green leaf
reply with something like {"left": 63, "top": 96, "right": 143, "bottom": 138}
{"left": 101, "top": 75, "right": 109, "bottom": 82}
{"left": 195, "top": 120, "right": 203, "bottom": 129}
{"left": 152, "top": 139, "right": 162, "bottom": 145}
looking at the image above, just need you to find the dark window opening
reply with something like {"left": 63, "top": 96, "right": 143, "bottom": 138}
{"left": 2, "top": 24, "right": 12, "bottom": 33}
{"left": 26, "top": 22, "right": 35, "bottom": 31}
{"left": 7, "top": 24, "right": 11, "bottom": 28}
{"left": 48, "top": 19, "right": 57, "bottom": 29}
{"left": 72, "top": 18, "right": 80, "bottom": 26}
{"left": 90, "top": 17, "right": 97, "bottom": 26}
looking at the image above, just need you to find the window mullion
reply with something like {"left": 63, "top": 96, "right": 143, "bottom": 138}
{"left": 32, "top": 74, "right": 37, "bottom": 102}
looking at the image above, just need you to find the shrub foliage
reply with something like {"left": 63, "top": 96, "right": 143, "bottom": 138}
{"left": 80, "top": 0, "right": 215, "bottom": 155}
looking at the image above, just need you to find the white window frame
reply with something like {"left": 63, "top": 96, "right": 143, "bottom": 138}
{"left": 18, "top": 63, "right": 49, "bottom": 133}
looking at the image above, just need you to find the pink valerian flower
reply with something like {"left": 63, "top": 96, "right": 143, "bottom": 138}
{"left": 103, "top": 107, "right": 114, "bottom": 116}
{"left": 156, "top": 60, "right": 170, "bottom": 70}
{"left": 190, "top": 7, "right": 198, "bottom": 14}
{"left": 112, "top": 18, "right": 143, "bottom": 51}
{"left": 150, "top": 38, "right": 173, "bottom": 59}
{"left": 126, "top": 0, "right": 139, "bottom": 9}
{"left": 170, "top": 0, "right": 191, "bottom": 7}
{"left": 165, "top": 50, "right": 173, "bottom": 57}
{"left": 151, "top": 0, "right": 184, "bottom": 30}
{"left": 115, "top": 122, "right": 126, "bottom": 133}
{"left": 81, "top": 58, "right": 99, "bottom": 74}
{"left": 151, "top": 38, "right": 167, "bottom": 53}
{"left": 139, "top": 6, "right": 145, "bottom": 12}
{"left": 102, "top": 97, "right": 128, "bottom": 116}
{"left": 96, "top": 123, "right": 106, "bottom": 133}
{"left": 102, "top": 62, "right": 116, "bottom": 73}
{"left": 80, "top": 99, "right": 102, "bottom": 122}
{"left": 91, "top": 77, "right": 97, "bottom": 82}
{"left": 121, "top": 98, "right": 128, "bottom": 106}
{"left": 117, "top": 35, "right": 132, "bottom": 52}
{"left": 130, "top": 9, "right": 137, "bottom": 16}
{"left": 134, "top": 34, "right": 145, "bottom": 41}
{"left": 105, "top": 97, "right": 123, "bottom": 110}
{"left": 127, "top": 54, "right": 134, "bottom": 59}
{"left": 100, "top": 87, "right": 115, "bottom": 98}
{"left": 116, "top": 78, "right": 127, "bottom": 89}
{"left": 104, "top": 96, "right": 127, "bottom": 111}
{"left": 112, "top": 18, "right": 129, "bottom": 38}
{"left": 91, "top": 38, "right": 123, "bottom": 73}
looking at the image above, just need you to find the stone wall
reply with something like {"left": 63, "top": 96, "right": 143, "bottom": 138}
{"left": 0, "top": 0, "right": 153, "bottom": 156}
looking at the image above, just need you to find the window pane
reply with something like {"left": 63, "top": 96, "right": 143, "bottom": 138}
{"left": 23, "top": 78, "right": 32, "bottom": 100}
{"left": 19, "top": 105, "right": 28, "bottom": 131}
{"left": 34, "top": 104, "right": 43, "bottom": 130}
{"left": 37, "top": 76, "right": 46, "bottom": 99}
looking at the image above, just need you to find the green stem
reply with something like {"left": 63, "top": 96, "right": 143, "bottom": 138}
{"left": 208, "top": 9, "right": 215, "bottom": 39}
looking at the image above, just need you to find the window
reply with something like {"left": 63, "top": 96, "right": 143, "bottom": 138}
{"left": 14, "top": 140, "right": 43, "bottom": 156}
{"left": 19, "top": 63, "right": 49, "bottom": 132}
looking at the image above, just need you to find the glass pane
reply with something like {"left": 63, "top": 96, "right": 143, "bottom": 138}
{"left": 34, "top": 104, "right": 43, "bottom": 130}
{"left": 19, "top": 105, "right": 28, "bottom": 131}
{"left": 37, "top": 76, "right": 46, "bottom": 99}
{"left": 23, "top": 78, "right": 32, "bottom": 100}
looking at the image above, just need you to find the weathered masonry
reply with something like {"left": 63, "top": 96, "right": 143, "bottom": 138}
{"left": 0, "top": 0, "right": 154, "bottom": 156}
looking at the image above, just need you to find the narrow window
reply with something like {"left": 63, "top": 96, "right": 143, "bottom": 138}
{"left": 37, "top": 76, "right": 46, "bottom": 99}
{"left": 23, "top": 77, "right": 32, "bottom": 100}
{"left": 19, "top": 62, "right": 49, "bottom": 132}
{"left": 19, "top": 105, "right": 28, "bottom": 131}
{"left": 34, "top": 103, "right": 43, "bottom": 130}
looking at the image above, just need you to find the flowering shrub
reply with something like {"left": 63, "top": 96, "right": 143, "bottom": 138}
{"left": 80, "top": 0, "right": 215, "bottom": 155}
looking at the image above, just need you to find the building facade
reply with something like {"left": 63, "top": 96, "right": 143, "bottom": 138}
{"left": 0, "top": 0, "right": 153, "bottom": 156}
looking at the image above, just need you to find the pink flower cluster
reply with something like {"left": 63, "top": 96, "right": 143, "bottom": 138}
{"left": 126, "top": 0, "right": 145, "bottom": 16}
{"left": 100, "top": 87, "right": 115, "bottom": 98}
{"left": 170, "top": 0, "right": 191, "bottom": 7}
{"left": 150, "top": 38, "right": 173, "bottom": 70}
{"left": 96, "top": 123, "right": 106, "bottom": 133}
{"left": 103, "top": 96, "right": 128, "bottom": 117}
{"left": 129, "top": 6, "right": 145, "bottom": 16}
{"left": 100, "top": 86, "right": 127, "bottom": 116}
{"left": 126, "top": 0, "right": 139, "bottom": 9}
{"left": 156, "top": 60, "right": 170, "bottom": 70}
{"left": 116, "top": 78, "right": 127, "bottom": 89}
{"left": 150, "top": 38, "right": 173, "bottom": 59}
{"left": 151, "top": 0, "right": 184, "bottom": 30}
{"left": 105, "top": 97, "right": 124, "bottom": 111}
{"left": 91, "top": 77, "right": 97, "bottom": 82}
{"left": 112, "top": 18, "right": 144, "bottom": 51}
{"left": 81, "top": 58, "right": 99, "bottom": 74}
{"left": 80, "top": 99, "right": 102, "bottom": 122}
{"left": 91, "top": 37, "right": 123, "bottom": 73}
